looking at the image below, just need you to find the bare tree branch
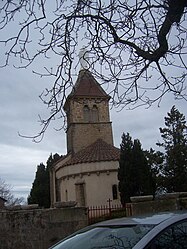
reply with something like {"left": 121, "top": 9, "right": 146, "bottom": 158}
{"left": 0, "top": 0, "right": 186, "bottom": 141}
{"left": 0, "top": 178, "right": 24, "bottom": 206}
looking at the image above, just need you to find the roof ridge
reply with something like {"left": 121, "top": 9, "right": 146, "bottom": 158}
{"left": 70, "top": 70, "right": 110, "bottom": 98}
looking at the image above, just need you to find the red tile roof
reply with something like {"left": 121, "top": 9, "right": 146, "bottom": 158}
{"left": 70, "top": 69, "right": 110, "bottom": 98}
{"left": 63, "top": 139, "right": 120, "bottom": 166}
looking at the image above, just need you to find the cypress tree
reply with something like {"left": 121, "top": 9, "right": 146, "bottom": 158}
{"left": 28, "top": 163, "right": 49, "bottom": 207}
{"left": 118, "top": 133, "right": 155, "bottom": 205}
{"left": 157, "top": 106, "right": 187, "bottom": 192}
{"left": 145, "top": 148, "right": 164, "bottom": 194}
{"left": 132, "top": 139, "right": 155, "bottom": 196}
{"left": 118, "top": 133, "right": 134, "bottom": 205}
{"left": 28, "top": 153, "right": 61, "bottom": 208}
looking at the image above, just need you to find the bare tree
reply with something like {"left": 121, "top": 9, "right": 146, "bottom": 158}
{"left": 0, "top": 178, "right": 24, "bottom": 206}
{"left": 0, "top": 0, "right": 186, "bottom": 141}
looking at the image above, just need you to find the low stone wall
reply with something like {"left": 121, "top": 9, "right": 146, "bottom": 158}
{"left": 127, "top": 192, "right": 187, "bottom": 216}
{"left": 0, "top": 206, "right": 88, "bottom": 249}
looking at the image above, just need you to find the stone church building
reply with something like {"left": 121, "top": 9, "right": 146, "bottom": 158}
{"left": 50, "top": 69, "right": 121, "bottom": 207}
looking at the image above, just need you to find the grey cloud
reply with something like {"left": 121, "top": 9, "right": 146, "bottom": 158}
{"left": 0, "top": 63, "right": 186, "bottom": 200}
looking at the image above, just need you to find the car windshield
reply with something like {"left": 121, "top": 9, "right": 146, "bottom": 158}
{"left": 51, "top": 224, "right": 155, "bottom": 249}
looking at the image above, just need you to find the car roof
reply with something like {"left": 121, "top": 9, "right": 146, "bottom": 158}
{"left": 92, "top": 211, "right": 187, "bottom": 227}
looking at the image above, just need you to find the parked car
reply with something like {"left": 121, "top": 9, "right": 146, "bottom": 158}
{"left": 49, "top": 211, "right": 187, "bottom": 249}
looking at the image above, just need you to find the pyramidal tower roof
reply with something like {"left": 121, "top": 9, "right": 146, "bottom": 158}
{"left": 69, "top": 69, "right": 110, "bottom": 99}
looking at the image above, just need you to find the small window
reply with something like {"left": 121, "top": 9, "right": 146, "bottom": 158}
{"left": 65, "top": 190, "right": 68, "bottom": 202}
{"left": 112, "top": 184, "right": 118, "bottom": 200}
{"left": 83, "top": 105, "right": 90, "bottom": 122}
{"left": 75, "top": 183, "right": 86, "bottom": 206}
{"left": 55, "top": 179, "right": 61, "bottom": 202}
{"left": 91, "top": 105, "right": 99, "bottom": 122}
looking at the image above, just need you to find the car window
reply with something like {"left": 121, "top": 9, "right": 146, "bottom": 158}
{"left": 51, "top": 224, "right": 154, "bottom": 249}
{"left": 146, "top": 219, "right": 187, "bottom": 249}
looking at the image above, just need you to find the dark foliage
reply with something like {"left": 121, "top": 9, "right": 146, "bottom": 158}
{"left": 28, "top": 153, "right": 61, "bottom": 208}
{"left": 157, "top": 106, "right": 187, "bottom": 192}
{"left": 145, "top": 148, "right": 164, "bottom": 194}
{"left": 118, "top": 133, "right": 155, "bottom": 205}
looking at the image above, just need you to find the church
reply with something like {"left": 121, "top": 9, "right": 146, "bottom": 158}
{"left": 50, "top": 69, "right": 121, "bottom": 207}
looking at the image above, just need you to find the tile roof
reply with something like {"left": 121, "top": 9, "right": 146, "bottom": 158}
{"left": 70, "top": 69, "right": 110, "bottom": 98}
{"left": 63, "top": 139, "right": 120, "bottom": 166}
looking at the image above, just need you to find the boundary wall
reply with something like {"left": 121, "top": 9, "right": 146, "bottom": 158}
{"left": 126, "top": 192, "right": 187, "bottom": 216}
{"left": 0, "top": 206, "right": 88, "bottom": 249}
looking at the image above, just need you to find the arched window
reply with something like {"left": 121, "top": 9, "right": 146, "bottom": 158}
{"left": 75, "top": 182, "right": 86, "bottom": 206}
{"left": 112, "top": 184, "right": 118, "bottom": 200}
{"left": 55, "top": 179, "right": 61, "bottom": 202}
{"left": 83, "top": 105, "right": 90, "bottom": 122}
{"left": 65, "top": 190, "right": 68, "bottom": 202}
{"left": 91, "top": 105, "right": 99, "bottom": 122}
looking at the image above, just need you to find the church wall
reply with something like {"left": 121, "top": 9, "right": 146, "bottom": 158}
{"left": 56, "top": 161, "right": 120, "bottom": 207}
{"left": 69, "top": 98, "right": 110, "bottom": 123}
{"left": 59, "top": 179, "right": 76, "bottom": 203}
{"left": 67, "top": 123, "right": 113, "bottom": 153}
{"left": 84, "top": 171, "right": 120, "bottom": 206}
{"left": 66, "top": 98, "right": 113, "bottom": 153}
{"left": 56, "top": 161, "right": 119, "bottom": 179}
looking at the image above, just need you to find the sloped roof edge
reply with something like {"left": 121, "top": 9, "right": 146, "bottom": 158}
{"left": 63, "top": 139, "right": 120, "bottom": 166}
{"left": 69, "top": 69, "right": 110, "bottom": 98}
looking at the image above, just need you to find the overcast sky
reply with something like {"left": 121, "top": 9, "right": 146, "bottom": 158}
{"left": 1, "top": 61, "right": 186, "bottom": 201}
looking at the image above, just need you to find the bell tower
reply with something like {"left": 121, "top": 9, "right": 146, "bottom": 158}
{"left": 64, "top": 69, "right": 114, "bottom": 154}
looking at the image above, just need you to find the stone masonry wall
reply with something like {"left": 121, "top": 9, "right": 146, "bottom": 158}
{"left": 66, "top": 98, "right": 114, "bottom": 154}
{"left": 68, "top": 122, "right": 114, "bottom": 153}
{"left": 69, "top": 99, "right": 110, "bottom": 123}
{"left": 126, "top": 192, "right": 187, "bottom": 216}
{"left": 0, "top": 206, "right": 88, "bottom": 249}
